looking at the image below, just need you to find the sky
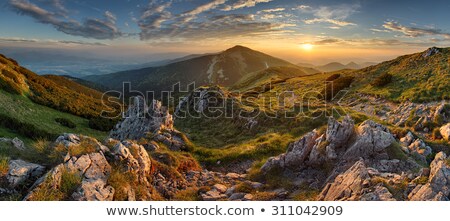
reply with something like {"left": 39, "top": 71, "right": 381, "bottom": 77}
{"left": 1, "top": 0, "right": 450, "bottom": 64}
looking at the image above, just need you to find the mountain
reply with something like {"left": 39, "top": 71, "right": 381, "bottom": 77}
{"left": 84, "top": 45, "right": 312, "bottom": 94}
{"left": 302, "top": 61, "right": 378, "bottom": 73}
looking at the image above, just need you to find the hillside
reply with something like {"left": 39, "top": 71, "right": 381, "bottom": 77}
{"left": 0, "top": 54, "right": 120, "bottom": 119}
{"left": 84, "top": 46, "right": 312, "bottom": 94}
{"left": 349, "top": 47, "right": 450, "bottom": 102}
{"left": 300, "top": 61, "right": 377, "bottom": 73}
{"left": 0, "top": 54, "right": 119, "bottom": 140}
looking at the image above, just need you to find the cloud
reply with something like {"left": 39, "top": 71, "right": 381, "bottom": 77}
{"left": 0, "top": 37, "right": 39, "bottom": 43}
{"left": 137, "top": 0, "right": 287, "bottom": 41}
{"left": 304, "top": 18, "right": 355, "bottom": 26}
{"left": 382, "top": 21, "right": 450, "bottom": 38}
{"left": 301, "top": 4, "right": 359, "bottom": 27}
{"left": 139, "top": 12, "right": 286, "bottom": 41}
{"left": 181, "top": 0, "right": 226, "bottom": 22}
{"left": 9, "top": 0, "right": 122, "bottom": 40}
{"left": 222, "top": 0, "right": 272, "bottom": 11}
{"left": 0, "top": 37, "right": 109, "bottom": 46}
{"left": 307, "top": 37, "right": 432, "bottom": 47}
{"left": 258, "top": 8, "right": 285, "bottom": 13}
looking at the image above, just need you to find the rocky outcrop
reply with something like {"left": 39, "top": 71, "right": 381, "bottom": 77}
{"left": 112, "top": 140, "right": 152, "bottom": 183}
{"left": 440, "top": 123, "right": 450, "bottom": 141}
{"left": 7, "top": 160, "right": 45, "bottom": 187}
{"left": 110, "top": 96, "right": 189, "bottom": 151}
{"left": 408, "top": 152, "right": 450, "bottom": 201}
{"left": 25, "top": 151, "right": 114, "bottom": 201}
{"left": 399, "top": 132, "right": 432, "bottom": 163}
{"left": 261, "top": 116, "right": 397, "bottom": 174}
{"left": 342, "top": 120, "right": 394, "bottom": 161}
{"left": 175, "top": 86, "right": 230, "bottom": 116}
{"left": 110, "top": 96, "right": 173, "bottom": 141}
{"left": 319, "top": 160, "right": 369, "bottom": 201}
{"left": 389, "top": 101, "right": 448, "bottom": 132}
{"left": 423, "top": 47, "right": 440, "bottom": 58}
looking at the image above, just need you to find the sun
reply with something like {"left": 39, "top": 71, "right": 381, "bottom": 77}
{"left": 301, "top": 43, "right": 314, "bottom": 51}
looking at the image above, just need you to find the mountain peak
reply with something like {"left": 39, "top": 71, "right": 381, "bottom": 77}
{"left": 226, "top": 45, "right": 253, "bottom": 52}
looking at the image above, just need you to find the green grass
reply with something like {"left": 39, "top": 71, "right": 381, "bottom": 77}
{"left": 386, "top": 142, "right": 409, "bottom": 161}
{"left": 193, "top": 133, "right": 295, "bottom": 167}
{"left": 0, "top": 92, "right": 107, "bottom": 140}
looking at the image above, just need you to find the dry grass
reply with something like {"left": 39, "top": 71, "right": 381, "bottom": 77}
{"left": 173, "top": 187, "right": 201, "bottom": 201}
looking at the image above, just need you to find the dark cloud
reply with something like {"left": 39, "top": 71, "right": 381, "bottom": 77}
{"left": 383, "top": 21, "right": 450, "bottom": 38}
{"left": 9, "top": 0, "right": 122, "bottom": 40}
{"left": 0, "top": 37, "right": 39, "bottom": 43}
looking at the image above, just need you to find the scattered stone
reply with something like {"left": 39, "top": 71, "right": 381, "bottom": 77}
{"left": 213, "top": 184, "right": 228, "bottom": 194}
{"left": 7, "top": 160, "right": 45, "bottom": 187}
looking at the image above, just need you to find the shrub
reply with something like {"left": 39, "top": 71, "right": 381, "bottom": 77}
{"left": 325, "top": 74, "right": 341, "bottom": 82}
{"left": 235, "top": 182, "right": 254, "bottom": 193}
{"left": 0, "top": 156, "right": 9, "bottom": 176}
{"left": 89, "top": 117, "right": 117, "bottom": 132}
{"left": 55, "top": 118, "right": 76, "bottom": 129}
{"left": 371, "top": 73, "right": 393, "bottom": 87}
{"left": 173, "top": 188, "right": 201, "bottom": 201}
{"left": 0, "top": 113, "right": 57, "bottom": 140}
{"left": 321, "top": 76, "right": 354, "bottom": 101}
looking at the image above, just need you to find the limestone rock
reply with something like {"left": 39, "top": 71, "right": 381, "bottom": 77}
{"left": 7, "top": 160, "right": 45, "bottom": 187}
{"left": 11, "top": 137, "right": 25, "bottom": 151}
{"left": 343, "top": 120, "right": 394, "bottom": 161}
{"left": 319, "top": 160, "right": 369, "bottom": 201}
{"left": 440, "top": 123, "right": 450, "bottom": 141}
{"left": 360, "top": 184, "right": 396, "bottom": 201}
{"left": 109, "top": 96, "right": 174, "bottom": 141}
{"left": 408, "top": 152, "right": 450, "bottom": 201}
{"left": 261, "top": 131, "right": 318, "bottom": 173}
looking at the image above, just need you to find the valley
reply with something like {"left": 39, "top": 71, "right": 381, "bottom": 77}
{"left": 0, "top": 46, "right": 449, "bottom": 201}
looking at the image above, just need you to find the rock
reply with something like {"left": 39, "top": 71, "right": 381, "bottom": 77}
{"left": 201, "top": 189, "right": 227, "bottom": 201}
{"left": 319, "top": 159, "right": 369, "bottom": 201}
{"left": 109, "top": 96, "right": 174, "bottom": 141}
{"left": 440, "top": 123, "right": 450, "bottom": 141}
{"left": 400, "top": 132, "right": 415, "bottom": 147}
{"left": 408, "top": 152, "right": 450, "bottom": 201}
{"left": 112, "top": 141, "right": 152, "bottom": 182}
{"left": 143, "top": 141, "right": 159, "bottom": 151}
{"left": 7, "top": 160, "right": 45, "bottom": 187}
{"left": 423, "top": 47, "right": 440, "bottom": 57}
{"left": 213, "top": 184, "right": 228, "bottom": 194}
{"left": 72, "top": 179, "right": 115, "bottom": 201}
{"left": 407, "top": 139, "right": 432, "bottom": 162}
{"left": 243, "top": 194, "right": 254, "bottom": 201}
{"left": 11, "top": 137, "right": 25, "bottom": 151}
{"left": 261, "top": 131, "right": 318, "bottom": 173}
{"left": 55, "top": 133, "right": 81, "bottom": 148}
{"left": 360, "top": 184, "right": 396, "bottom": 201}
{"left": 326, "top": 116, "right": 355, "bottom": 149}
{"left": 343, "top": 120, "right": 394, "bottom": 161}
{"left": 229, "top": 192, "right": 246, "bottom": 201}
{"left": 25, "top": 152, "right": 114, "bottom": 201}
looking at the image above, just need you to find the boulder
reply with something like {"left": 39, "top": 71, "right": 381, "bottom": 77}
{"left": 360, "top": 184, "right": 396, "bottom": 201}
{"left": 440, "top": 123, "right": 450, "bottom": 141}
{"left": 343, "top": 120, "right": 394, "bottom": 161}
{"left": 25, "top": 152, "right": 114, "bottom": 201}
{"left": 319, "top": 159, "right": 369, "bottom": 201}
{"left": 7, "top": 160, "right": 45, "bottom": 187}
{"left": 213, "top": 184, "right": 228, "bottom": 194}
{"left": 261, "top": 131, "right": 318, "bottom": 173}
{"left": 11, "top": 138, "right": 25, "bottom": 151}
{"left": 326, "top": 116, "right": 354, "bottom": 149}
{"left": 408, "top": 152, "right": 450, "bottom": 201}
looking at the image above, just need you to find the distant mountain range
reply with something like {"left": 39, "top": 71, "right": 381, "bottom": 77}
{"left": 84, "top": 45, "right": 319, "bottom": 94}
{"left": 298, "top": 61, "right": 378, "bottom": 73}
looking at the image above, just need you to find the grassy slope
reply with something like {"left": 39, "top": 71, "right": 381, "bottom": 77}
{"left": 349, "top": 47, "right": 450, "bottom": 102}
{"left": 0, "top": 91, "right": 107, "bottom": 140}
